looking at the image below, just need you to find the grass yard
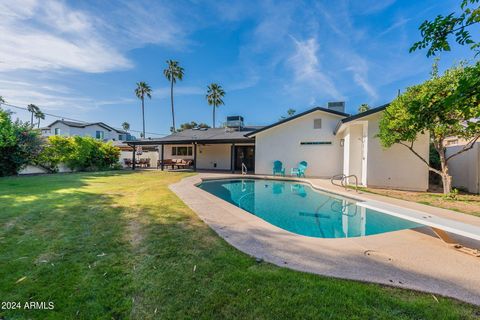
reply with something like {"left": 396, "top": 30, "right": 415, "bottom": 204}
{"left": 355, "top": 186, "right": 480, "bottom": 217}
{"left": 1, "top": 171, "right": 479, "bottom": 319}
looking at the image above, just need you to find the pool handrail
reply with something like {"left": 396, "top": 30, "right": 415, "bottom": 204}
{"left": 331, "top": 174, "right": 359, "bottom": 192}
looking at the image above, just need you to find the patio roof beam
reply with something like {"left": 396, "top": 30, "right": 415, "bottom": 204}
{"left": 132, "top": 145, "right": 136, "bottom": 170}
{"left": 230, "top": 143, "right": 235, "bottom": 173}
{"left": 193, "top": 142, "right": 197, "bottom": 171}
{"left": 160, "top": 144, "right": 164, "bottom": 171}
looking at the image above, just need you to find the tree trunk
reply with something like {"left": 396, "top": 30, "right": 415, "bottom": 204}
{"left": 213, "top": 104, "right": 216, "bottom": 128}
{"left": 30, "top": 112, "right": 34, "bottom": 127}
{"left": 170, "top": 80, "right": 175, "bottom": 131}
{"left": 37, "top": 119, "right": 40, "bottom": 128}
{"left": 437, "top": 142, "right": 452, "bottom": 194}
{"left": 141, "top": 97, "right": 145, "bottom": 138}
{"left": 441, "top": 173, "right": 452, "bottom": 194}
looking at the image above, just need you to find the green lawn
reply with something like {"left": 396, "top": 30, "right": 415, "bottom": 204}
{"left": 0, "top": 171, "right": 478, "bottom": 319}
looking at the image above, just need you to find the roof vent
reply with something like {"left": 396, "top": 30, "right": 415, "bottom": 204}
{"left": 225, "top": 116, "right": 244, "bottom": 130}
{"left": 327, "top": 101, "right": 345, "bottom": 113}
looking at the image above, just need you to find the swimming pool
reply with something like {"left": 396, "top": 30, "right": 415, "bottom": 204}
{"left": 198, "top": 179, "right": 422, "bottom": 238}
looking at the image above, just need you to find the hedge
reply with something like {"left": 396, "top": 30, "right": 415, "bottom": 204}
{"left": 34, "top": 136, "right": 121, "bottom": 173}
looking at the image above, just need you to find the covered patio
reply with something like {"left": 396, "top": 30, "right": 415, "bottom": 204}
{"left": 125, "top": 126, "right": 259, "bottom": 173}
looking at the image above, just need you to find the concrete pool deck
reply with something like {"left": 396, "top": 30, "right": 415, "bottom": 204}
{"left": 170, "top": 173, "right": 480, "bottom": 305}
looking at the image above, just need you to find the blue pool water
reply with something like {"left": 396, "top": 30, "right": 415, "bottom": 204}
{"left": 198, "top": 179, "right": 422, "bottom": 238}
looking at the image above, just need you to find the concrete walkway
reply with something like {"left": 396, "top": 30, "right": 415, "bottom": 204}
{"left": 170, "top": 173, "right": 480, "bottom": 305}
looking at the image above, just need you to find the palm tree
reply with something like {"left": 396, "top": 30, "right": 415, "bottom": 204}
{"left": 122, "top": 121, "right": 130, "bottom": 132}
{"left": 134, "top": 82, "right": 152, "bottom": 138}
{"left": 163, "top": 60, "right": 184, "bottom": 131}
{"left": 27, "top": 104, "right": 40, "bottom": 127}
{"left": 0, "top": 96, "right": 5, "bottom": 106}
{"left": 206, "top": 83, "right": 225, "bottom": 128}
{"left": 34, "top": 109, "right": 45, "bottom": 128}
{"left": 358, "top": 103, "right": 370, "bottom": 113}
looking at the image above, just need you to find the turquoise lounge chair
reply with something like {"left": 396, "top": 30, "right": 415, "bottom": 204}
{"left": 291, "top": 161, "right": 308, "bottom": 177}
{"left": 273, "top": 160, "right": 285, "bottom": 176}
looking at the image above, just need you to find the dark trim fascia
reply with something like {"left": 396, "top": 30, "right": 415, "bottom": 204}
{"left": 333, "top": 103, "right": 390, "bottom": 135}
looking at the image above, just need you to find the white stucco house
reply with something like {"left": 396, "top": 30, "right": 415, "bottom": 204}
{"left": 126, "top": 104, "right": 430, "bottom": 191}
{"left": 41, "top": 120, "right": 132, "bottom": 142}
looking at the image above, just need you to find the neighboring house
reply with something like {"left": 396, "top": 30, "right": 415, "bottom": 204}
{"left": 41, "top": 120, "right": 132, "bottom": 141}
{"left": 126, "top": 104, "right": 430, "bottom": 191}
{"left": 446, "top": 140, "right": 480, "bottom": 194}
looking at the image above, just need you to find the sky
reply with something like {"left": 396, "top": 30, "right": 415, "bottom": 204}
{"left": 0, "top": 0, "right": 477, "bottom": 137}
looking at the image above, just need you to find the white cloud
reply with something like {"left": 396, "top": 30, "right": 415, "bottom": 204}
{"left": 0, "top": 1, "right": 131, "bottom": 73}
{"left": 0, "top": 0, "right": 188, "bottom": 74}
{"left": 0, "top": 0, "right": 187, "bottom": 117}
{"left": 379, "top": 16, "right": 411, "bottom": 37}
{"left": 288, "top": 37, "right": 341, "bottom": 99}
{"left": 0, "top": 77, "right": 134, "bottom": 120}
{"left": 345, "top": 56, "right": 378, "bottom": 100}
{"left": 357, "top": 0, "right": 397, "bottom": 14}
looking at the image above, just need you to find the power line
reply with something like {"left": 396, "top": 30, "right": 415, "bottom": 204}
{"left": 1, "top": 102, "right": 170, "bottom": 137}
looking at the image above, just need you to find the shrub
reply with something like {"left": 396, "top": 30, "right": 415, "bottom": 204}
{"left": 33, "top": 135, "right": 76, "bottom": 173}
{"left": 0, "top": 108, "right": 43, "bottom": 176}
{"left": 35, "top": 136, "right": 120, "bottom": 172}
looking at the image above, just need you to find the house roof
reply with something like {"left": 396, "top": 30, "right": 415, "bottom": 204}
{"left": 341, "top": 103, "right": 389, "bottom": 124}
{"left": 126, "top": 126, "right": 263, "bottom": 145}
{"left": 46, "top": 120, "right": 127, "bottom": 134}
{"left": 333, "top": 103, "right": 389, "bottom": 135}
{"left": 245, "top": 107, "right": 350, "bottom": 137}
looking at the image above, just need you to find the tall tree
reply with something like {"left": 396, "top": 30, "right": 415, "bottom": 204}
{"left": 134, "top": 82, "right": 152, "bottom": 139}
{"left": 163, "top": 60, "right": 184, "bottom": 131}
{"left": 377, "top": 61, "right": 480, "bottom": 194}
{"left": 27, "top": 104, "right": 40, "bottom": 127}
{"left": 34, "top": 109, "right": 45, "bottom": 128}
{"left": 358, "top": 103, "right": 370, "bottom": 113}
{"left": 206, "top": 83, "right": 225, "bottom": 128}
{"left": 122, "top": 121, "right": 130, "bottom": 132}
{"left": 410, "top": 0, "right": 480, "bottom": 56}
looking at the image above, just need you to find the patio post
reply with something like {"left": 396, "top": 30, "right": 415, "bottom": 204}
{"left": 230, "top": 143, "right": 235, "bottom": 173}
{"left": 132, "top": 144, "right": 136, "bottom": 170}
{"left": 193, "top": 143, "right": 197, "bottom": 171}
{"left": 160, "top": 144, "right": 164, "bottom": 171}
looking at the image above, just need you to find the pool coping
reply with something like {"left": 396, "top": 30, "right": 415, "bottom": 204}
{"left": 199, "top": 175, "right": 480, "bottom": 241}
{"left": 170, "top": 173, "right": 480, "bottom": 306}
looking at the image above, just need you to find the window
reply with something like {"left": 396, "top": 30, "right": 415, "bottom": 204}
{"left": 313, "top": 119, "right": 322, "bottom": 129}
{"left": 54, "top": 128, "right": 61, "bottom": 135}
{"left": 96, "top": 131, "right": 104, "bottom": 139}
{"left": 118, "top": 134, "right": 124, "bottom": 140}
{"left": 172, "top": 146, "right": 193, "bottom": 156}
